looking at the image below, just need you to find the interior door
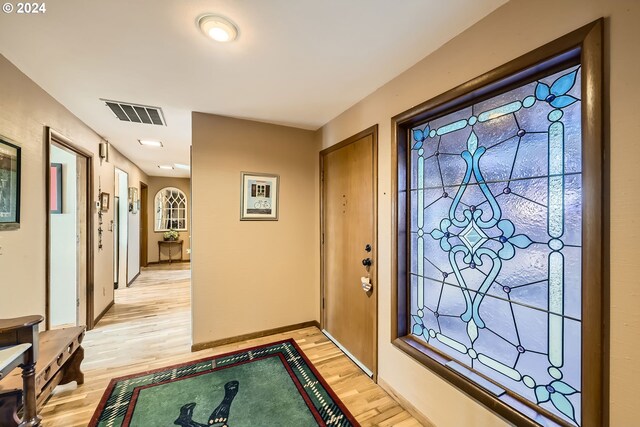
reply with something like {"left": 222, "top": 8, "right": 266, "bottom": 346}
{"left": 76, "top": 155, "right": 87, "bottom": 326}
{"left": 49, "top": 144, "right": 78, "bottom": 329}
{"left": 47, "top": 132, "right": 91, "bottom": 330}
{"left": 140, "top": 182, "right": 148, "bottom": 267}
{"left": 322, "top": 126, "right": 377, "bottom": 376}
{"left": 113, "top": 196, "right": 119, "bottom": 288}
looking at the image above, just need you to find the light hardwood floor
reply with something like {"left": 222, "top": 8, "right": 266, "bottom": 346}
{"left": 40, "top": 263, "right": 422, "bottom": 426}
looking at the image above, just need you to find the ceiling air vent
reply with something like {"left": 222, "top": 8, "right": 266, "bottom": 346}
{"left": 101, "top": 99, "right": 166, "bottom": 126}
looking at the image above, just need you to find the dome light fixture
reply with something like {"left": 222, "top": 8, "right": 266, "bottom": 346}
{"left": 198, "top": 14, "right": 238, "bottom": 42}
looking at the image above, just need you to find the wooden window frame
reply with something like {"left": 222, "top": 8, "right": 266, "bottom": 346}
{"left": 391, "top": 20, "right": 605, "bottom": 427}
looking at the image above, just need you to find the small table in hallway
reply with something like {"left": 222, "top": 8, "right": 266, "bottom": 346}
{"left": 158, "top": 240, "right": 183, "bottom": 263}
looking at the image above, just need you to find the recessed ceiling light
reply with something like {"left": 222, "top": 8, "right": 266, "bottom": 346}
{"left": 139, "top": 139, "right": 163, "bottom": 147}
{"left": 174, "top": 163, "right": 190, "bottom": 170}
{"left": 198, "top": 14, "right": 238, "bottom": 42}
{"left": 158, "top": 165, "right": 174, "bottom": 170}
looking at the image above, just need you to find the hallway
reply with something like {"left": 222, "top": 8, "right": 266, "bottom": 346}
{"left": 40, "top": 265, "right": 423, "bottom": 426}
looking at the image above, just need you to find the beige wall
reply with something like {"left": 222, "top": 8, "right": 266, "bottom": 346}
{"left": 191, "top": 113, "right": 319, "bottom": 345}
{"left": 319, "top": 0, "right": 639, "bottom": 426}
{"left": 0, "top": 54, "right": 148, "bottom": 325}
{"left": 147, "top": 176, "right": 191, "bottom": 263}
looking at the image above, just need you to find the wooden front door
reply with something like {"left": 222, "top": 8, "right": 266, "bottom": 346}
{"left": 321, "top": 126, "right": 377, "bottom": 376}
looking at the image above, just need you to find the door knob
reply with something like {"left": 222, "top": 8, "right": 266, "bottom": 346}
{"left": 362, "top": 258, "right": 372, "bottom": 267}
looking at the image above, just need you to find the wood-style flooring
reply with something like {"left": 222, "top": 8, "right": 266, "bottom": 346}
{"left": 40, "top": 263, "right": 422, "bottom": 426}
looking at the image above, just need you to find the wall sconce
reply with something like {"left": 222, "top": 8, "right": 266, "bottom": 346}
{"left": 99, "top": 142, "right": 110, "bottom": 163}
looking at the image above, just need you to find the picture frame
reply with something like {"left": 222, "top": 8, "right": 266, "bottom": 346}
{"left": 0, "top": 137, "right": 21, "bottom": 230}
{"left": 100, "top": 192, "right": 110, "bottom": 212}
{"left": 128, "top": 187, "right": 139, "bottom": 214}
{"left": 50, "top": 163, "right": 63, "bottom": 214}
{"left": 240, "top": 172, "right": 279, "bottom": 221}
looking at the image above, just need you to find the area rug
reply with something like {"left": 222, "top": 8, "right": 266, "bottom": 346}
{"left": 89, "top": 339, "right": 359, "bottom": 427}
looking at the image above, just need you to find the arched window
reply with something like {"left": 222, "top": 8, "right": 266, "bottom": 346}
{"left": 154, "top": 187, "right": 187, "bottom": 231}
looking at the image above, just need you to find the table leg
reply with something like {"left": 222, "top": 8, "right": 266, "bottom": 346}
{"left": 19, "top": 362, "right": 41, "bottom": 427}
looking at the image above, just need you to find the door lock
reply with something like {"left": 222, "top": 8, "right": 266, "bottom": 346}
{"left": 362, "top": 258, "right": 372, "bottom": 267}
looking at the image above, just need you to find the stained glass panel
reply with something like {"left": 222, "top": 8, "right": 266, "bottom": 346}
{"left": 409, "top": 65, "right": 582, "bottom": 425}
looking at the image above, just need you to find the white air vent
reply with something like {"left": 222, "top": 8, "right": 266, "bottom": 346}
{"left": 101, "top": 99, "right": 166, "bottom": 126}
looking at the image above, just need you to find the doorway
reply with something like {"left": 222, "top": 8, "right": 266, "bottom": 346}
{"left": 140, "top": 181, "right": 148, "bottom": 268}
{"left": 320, "top": 125, "right": 378, "bottom": 378}
{"left": 46, "top": 128, "right": 94, "bottom": 330}
{"left": 114, "top": 168, "right": 128, "bottom": 288}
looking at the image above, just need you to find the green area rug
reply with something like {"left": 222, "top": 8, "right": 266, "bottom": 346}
{"left": 89, "top": 339, "right": 359, "bottom": 426}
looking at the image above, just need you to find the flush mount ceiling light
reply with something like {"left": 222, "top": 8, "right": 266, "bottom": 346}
{"left": 174, "top": 163, "right": 190, "bottom": 170}
{"left": 139, "top": 139, "right": 163, "bottom": 147}
{"left": 158, "top": 165, "right": 174, "bottom": 170}
{"left": 198, "top": 14, "right": 238, "bottom": 42}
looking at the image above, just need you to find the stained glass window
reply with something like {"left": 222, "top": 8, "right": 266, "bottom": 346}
{"left": 408, "top": 65, "right": 583, "bottom": 425}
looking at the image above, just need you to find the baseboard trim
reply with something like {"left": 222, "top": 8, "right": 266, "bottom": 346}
{"left": 146, "top": 260, "right": 191, "bottom": 265}
{"left": 94, "top": 300, "right": 114, "bottom": 327}
{"left": 378, "top": 376, "right": 436, "bottom": 427}
{"left": 191, "top": 321, "right": 320, "bottom": 352}
{"left": 127, "top": 272, "right": 140, "bottom": 286}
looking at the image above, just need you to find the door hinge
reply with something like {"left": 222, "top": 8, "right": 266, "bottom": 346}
{"left": 322, "top": 233, "right": 324, "bottom": 244}
{"left": 76, "top": 298, "right": 80, "bottom": 308}
{"left": 322, "top": 298, "right": 325, "bottom": 309}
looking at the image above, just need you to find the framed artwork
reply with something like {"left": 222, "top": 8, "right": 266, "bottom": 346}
{"left": 240, "top": 172, "right": 279, "bottom": 220}
{"left": 0, "top": 138, "right": 21, "bottom": 230}
{"left": 50, "top": 163, "right": 63, "bottom": 214}
{"left": 100, "top": 192, "right": 110, "bottom": 212}
{"left": 128, "top": 187, "right": 139, "bottom": 214}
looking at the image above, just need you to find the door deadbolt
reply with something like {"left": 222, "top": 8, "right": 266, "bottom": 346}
{"left": 362, "top": 258, "right": 372, "bottom": 267}
{"left": 365, "top": 244, "right": 372, "bottom": 252}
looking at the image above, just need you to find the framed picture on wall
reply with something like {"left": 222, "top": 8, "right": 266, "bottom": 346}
{"left": 240, "top": 172, "right": 279, "bottom": 220}
{"left": 128, "top": 187, "right": 138, "bottom": 214}
{"left": 100, "top": 192, "right": 110, "bottom": 212}
{"left": 50, "top": 163, "right": 63, "bottom": 214}
{"left": 0, "top": 137, "right": 21, "bottom": 230}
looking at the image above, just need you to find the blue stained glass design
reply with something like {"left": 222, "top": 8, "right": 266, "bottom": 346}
{"left": 409, "top": 65, "right": 582, "bottom": 425}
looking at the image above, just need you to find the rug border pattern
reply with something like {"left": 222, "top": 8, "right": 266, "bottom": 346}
{"left": 88, "top": 338, "right": 359, "bottom": 427}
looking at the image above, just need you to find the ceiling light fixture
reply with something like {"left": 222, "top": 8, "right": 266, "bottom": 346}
{"left": 198, "top": 14, "right": 238, "bottom": 42}
{"left": 158, "top": 165, "right": 174, "bottom": 170}
{"left": 139, "top": 139, "right": 163, "bottom": 147}
{"left": 174, "top": 163, "right": 190, "bottom": 170}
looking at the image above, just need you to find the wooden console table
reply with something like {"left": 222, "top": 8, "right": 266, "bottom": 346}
{"left": 158, "top": 240, "right": 183, "bottom": 263}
